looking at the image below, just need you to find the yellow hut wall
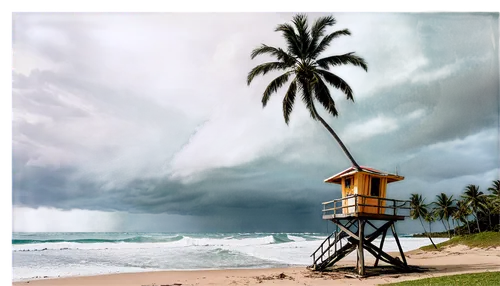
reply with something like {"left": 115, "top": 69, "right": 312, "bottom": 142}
{"left": 341, "top": 178, "right": 345, "bottom": 213}
{"left": 341, "top": 173, "right": 389, "bottom": 215}
{"left": 341, "top": 175, "right": 356, "bottom": 214}
{"left": 379, "top": 178, "right": 387, "bottom": 214}
{"left": 356, "top": 173, "right": 387, "bottom": 214}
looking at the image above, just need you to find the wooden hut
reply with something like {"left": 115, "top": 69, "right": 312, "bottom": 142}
{"left": 323, "top": 166, "right": 404, "bottom": 216}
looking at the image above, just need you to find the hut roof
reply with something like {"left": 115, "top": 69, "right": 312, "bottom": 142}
{"left": 324, "top": 166, "right": 404, "bottom": 184}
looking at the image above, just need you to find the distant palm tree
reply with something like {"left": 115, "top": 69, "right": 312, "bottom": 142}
{"left": 410, "top": 194, "right": 437, "bottom": 248}
{"left": 423, "top": 210, "right": 436, "bottom": 234}
{"left": 481, "top": 199, "right": 495, "bottom": 231}
{"left": 247, "top": 14, "right": 368, "bottom": 170}
{"left": 462, "top": 184, "right": 485, "bottom": 233}
{"left": 488, "top": 180, "right": 500, "bottom": 229}
{"left": 453, "top": 199, "right": 472, "bottom": 234}
{"left": 433, "top": 193, "right": 456, "bottom": 238}
{"left": 488, "top": 180, "right": 500, "bottom": 197}
{"left": 493, "top": 201, "right": 500, "bottom": 219}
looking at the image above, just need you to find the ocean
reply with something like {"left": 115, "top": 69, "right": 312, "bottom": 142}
{"left": 12, "top": 232, "right": 448, "bottom": 282}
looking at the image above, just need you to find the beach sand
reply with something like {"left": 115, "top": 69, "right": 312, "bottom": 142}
{"left": 13, "top": 246, "right": 500, "bottom": 286}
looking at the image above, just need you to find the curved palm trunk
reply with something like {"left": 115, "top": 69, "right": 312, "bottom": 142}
{"left": 314, "top": 112, "right": 362, "bottom": 170}
{"left": 474, "top": 211, "right": 481, "bottom": 233}
{"left": 419, "top": 218, "right": 437, "bottom": 249}
{"left": 487, "top": 212, "right": 492, "bottom": 230}
{"left": 442, "top": 219, "right": 451, "bottom": 238}
{"left": 446, "top": 218, "right": 451, "bottom": 239}
{"left": 460, "top": 220, "right": 464, "bottom": 234}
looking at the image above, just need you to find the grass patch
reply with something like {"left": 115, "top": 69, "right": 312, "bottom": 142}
{"left": 381, "top": 271, "right": 500, "bottom": 285}
{"left": 420, "top": 231, "right": 500, "bottom": 251}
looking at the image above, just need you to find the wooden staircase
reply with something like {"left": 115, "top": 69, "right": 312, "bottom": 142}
{"left": 310, "top": 222, "right": 353, "bottom": 270}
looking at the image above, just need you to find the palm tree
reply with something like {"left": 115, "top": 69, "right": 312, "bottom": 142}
{"left": 453, "top": 199, "right": 472, "bottom": 234}
{"left": 488, "top": 180, "right": 500, "bottom": 230}
{"left": 433, "top": 193, "right": 456, "bottom": 238}
{"left": 462, "top": 184, "right": 485, "bottom": 233}
{"left": 410, "top": 194, "right": 437, "bottom": 248}
{"left": 423, "top": 210, "right": 436, "bottom": 234}
{"left": 488, "top": 180, "right": 500, "bottom": 197}
{"left": 481, "top": 199, "right": 495, "bottom": 231}
{"left": 247, "top": 14, "right": 368, "bottom": 170}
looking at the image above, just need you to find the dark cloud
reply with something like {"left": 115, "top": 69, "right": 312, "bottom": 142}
{"left": 13, "top": 155, "right": 339, "bottom": 232}
{"left": 401, "top": 130, "right": 497, "bottom": 178}
{"left": 346, "top": 65, "right": 498, "bottom": 156}
{"left": 400, "top": 69, "right": 498, "bottom": 148}
{"left": 405, "top": 158, "right": 491, "bottom": 183}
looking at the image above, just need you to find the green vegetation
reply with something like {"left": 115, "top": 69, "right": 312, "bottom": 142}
{"left": 410, "top": 180, "right": 500, "bottom": 239}
{"left": 412, "top": 231, "right": 450, "bottom": 238}
{"left": 247, "top": 14, "right": 367, "bottom": 170}
{"left": 381, "top": 271, "right": 500, "bottom": 285}
{"left": 420, "top": 231, "right": 500, "bottom": 251}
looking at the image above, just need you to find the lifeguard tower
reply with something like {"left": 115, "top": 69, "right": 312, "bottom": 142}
{"left": 310, "top": 166, "right": 410, "bottom": 276}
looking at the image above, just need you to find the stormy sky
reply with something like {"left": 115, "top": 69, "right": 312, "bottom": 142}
{"left": 12, "top": 12, "right": 499, "bottom": 233}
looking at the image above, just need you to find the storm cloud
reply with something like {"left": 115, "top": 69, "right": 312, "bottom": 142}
{"left": 12, "top": 12, "right": 499, "bottom": 233}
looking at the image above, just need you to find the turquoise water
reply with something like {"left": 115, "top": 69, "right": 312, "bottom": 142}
{"left": 12, "top": 232, "right": 320, "bottom": 245}
{"left": 12, "top": 232, "right": 447, "bottom": 282}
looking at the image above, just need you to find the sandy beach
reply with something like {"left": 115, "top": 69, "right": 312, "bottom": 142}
{"left": 13, "top": 246, "right": 500, "bottom": 286}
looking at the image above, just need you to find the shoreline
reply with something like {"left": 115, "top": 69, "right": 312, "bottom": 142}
{"left": 13, "top": 246, "right": 500, "bottom": 286}
{"left": 12, "top": 265, "right": 311, "bottom": 283}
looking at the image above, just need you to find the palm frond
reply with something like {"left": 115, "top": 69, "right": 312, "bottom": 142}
{"left": 283, "top": 79, "right": 297, "bottom": 124}
{"left": 424, "top": 211, "right": 436, "bottom": 223}
{"left": 488, "top": 180, "right": 500, "bottom": 196}
{"left": 247, "top": 62, "right": 290, "bottom": 85}
{"left": 313, "top": 76, "right": 338, "bottom": 117}
{"left": 311, "top": 29, "right": 350, "bottom": 59}
{"left": 462, "top": 184, "right": 485, "bottom": 211}
{"left": 262, "top": 72, "right": 292, "bottom": 107}
{"left": 433, "top": 193, "right": 456, "bottom": 220}
{"left": 275, "top": 23, "right": 301, "bottom": 57}
{"left": 308, "top": 16, "right": 336, "bottom": 57}
{"left": 410, "top": 194, "right": 429, "bottom": 219}
{"left": 316, "top": 52, "right": 368, "bottom": 72}
{"left": 291, "top": 14, "right": 311, "bottom": 59}
{"left": 250, "top": 44, "right": 297, "bottom": 65}
{"left": 316, "top": 69, "right": 354, "bottom": 101}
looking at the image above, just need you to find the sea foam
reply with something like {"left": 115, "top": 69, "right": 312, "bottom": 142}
{"left": 12, "top": 232, "right": 447, "bottom": 282}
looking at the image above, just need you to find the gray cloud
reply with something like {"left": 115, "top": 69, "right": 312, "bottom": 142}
{"left": 345, "top": 66, "right": 499, "bottom": 156}
{"left": 12, "top": 12, "right": 499, "bottom": 233}
{"left": 400, "top": 129, "right": 497, "bottom": 180}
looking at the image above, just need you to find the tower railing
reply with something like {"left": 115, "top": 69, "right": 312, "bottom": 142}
{"left": 322, "top": 194, "right": 410, "bottom": 218}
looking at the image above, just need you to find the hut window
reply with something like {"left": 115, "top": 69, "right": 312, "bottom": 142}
{"left": 345, "top": 177, "right": 352, "bottom": 188}
{"left": 371, "top": 178, "right": 380, "bottom": 197}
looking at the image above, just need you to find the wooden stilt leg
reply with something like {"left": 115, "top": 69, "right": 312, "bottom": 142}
{"left": 374, "top": 228, "right": 387, "bottom": 267}
{"left": 391, "top": 223, "right": 407, "bottom": 266}
{"left": 363, "top": 241, "right": 407, "bottom": 269}
{"left": 356, "top": 220, "right": 361, "bottom": 272}
{"left": 357, "top": 219, "right": 365, "bottom": 276}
